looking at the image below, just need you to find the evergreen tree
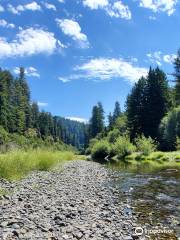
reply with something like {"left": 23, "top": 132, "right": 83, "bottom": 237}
{"left": 174, "top": 49, "right": 180, "bottom": 106}
{"left": 113, "top": 101, "right": 121, "bottom": 123}
{"left": 127, "top": 68, "right": 170, "bottom": 140}
{"left": 108, "top": 112, "right": 113, "bottom": 130}
{"left": 0, "top": 70, "right": 14, "bottom": 131}
{"left": 89, "top": 102, "right": 105, "bottom": 138}
{"left": 144, "top": 67, "right": 170, "bottom": 139}
{"left": 126, "top": 77, "right": 147, "bottom": 140}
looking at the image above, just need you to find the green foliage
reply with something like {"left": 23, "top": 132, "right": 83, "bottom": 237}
{"left": 0, "top": 126, "right": 9, "bottom": 144}
{"left": 113, "top": 136, "right": 136, "bottom": 159}
{"left": 159, "top": 106, "right": 180, "bottom": 151}
{"left": 91, "top": 139, "right": 110, "bottom": 161}
{"left": 0, "top": 68, "right": 88, "bottom": 150}
{"left": 0, "top": 150, "right": 77, "bottom": 180}
{"left": 107, "top": 129, "right": 120, "bottom": 143}
{"left": 135, "top": 135, "right": 157, "bottom": 156}
{"left": 174, "top": 49, "right": 180, "bottom": 106}
{"left": 127, "top": 67, "right": 170, "bottom": 140}
{"left": 114, "top": 114, "right": 128, "bottom": 135}
{"left": 89, "top": 102, "right": 105, "bottom": 138}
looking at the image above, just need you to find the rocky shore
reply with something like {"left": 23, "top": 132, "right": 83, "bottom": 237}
{"left": 0, "top": 160, "right": 141, "bottom": 240}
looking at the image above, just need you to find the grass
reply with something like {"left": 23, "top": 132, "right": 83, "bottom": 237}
{"left": 109, "top": 151, "right": 180, "bottom": 174}
{"left": 0, "top": 149, "right": 79, "bottom": 180}
{"left": 124, "top": 151, "right": 180, "bottom": 172}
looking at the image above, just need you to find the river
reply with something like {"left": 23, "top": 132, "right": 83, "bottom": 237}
{"left": 107, "top": 162, "right": 180, "bottom": 239}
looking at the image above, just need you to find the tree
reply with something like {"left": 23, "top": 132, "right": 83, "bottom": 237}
{"left": 126, "top": 77, "right": 147, "bottom": 140}
{"left": 0, "top": 70, "right": 14, "bottom": 131}
{"left": 108, "top": 112, "right": 113, "bottom": 130}
{"left": 144, "top": 67, "right": 170, "bottom": 139}
{"left": 113, "top": 101, "right": 121, "bottom": 123}
{"left": 127, "top": 68, "right": 170, "bottom": 140}
{"left": 89, "top": 102, "right": 105, "bottom": 138}
{"left": 174, "top": 49, "right": 180, "bottom": 106}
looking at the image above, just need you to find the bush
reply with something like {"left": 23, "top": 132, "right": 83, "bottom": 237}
{"left": 135, "top": 135, "right": 157, "bottom": 156}
{"left": 113, "top": 136, "right": 135, "bottom": 159}
{"left": 0, "top": 126, "right": 9, "bottom": 145}
{"left": 159, "top": 107, "right": 180, "bottom": 151}
{"left": 107, "top": 129, "right": 120, "bottom": 143}
{"left": 91, "top": 140, "right": 110, "bottom": 161}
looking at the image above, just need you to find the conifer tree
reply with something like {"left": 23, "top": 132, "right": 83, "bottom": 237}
{"left": 113, "top": 101, "right": 121, "bottom": 123}
{"left": 174, "top": 49, "right": 180, "bottom": 106}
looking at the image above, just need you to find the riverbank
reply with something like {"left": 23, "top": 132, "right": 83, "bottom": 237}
{"left": 0, "top": 150, "right": 79, "bottom": 180}
{"left": 0, "top": 160, "right": 141, "bottom": 240}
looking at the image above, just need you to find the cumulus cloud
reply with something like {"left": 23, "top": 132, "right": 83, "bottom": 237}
{"left": 59, "top": 58, "right": 148, "bottom": 83}
{"left": 66, "top": 117, "right": 88, "bottom": 123}
{"left": 83, "top": 0, "right": 108, "bottom": 9}
{"left": 0, "top": 5, "right": 4, "bottom": 12}
{"left": 0, "top": 19, "right": 15, "bottom": 28}
{"left": 8, "top": 2, "right": 41, "bottom": 14}
{"left": 43, "top": 2, "right": 56, "bottom": 11}
{"left": 106, "top": 1, "right": 131, "bottom": 19}
{"left": 147, "top": 51, "right": 176, "bottom": 65}
{"left": 82, "top": 0, "right": 131, "bottom": 20}
{"left": 37, "top": 102, "right": 48, "bottom": 107}
{"left": 56, "top": 19, "right": 89, "bottom": 48}
{"left": 0, "top": 28, "right": 62, "bottom": 58}
{"left": 14, "top": 67, "right": 40, "bottom": 78}
{"left": 139, "top": 0, "right": 178, "bottom": 16}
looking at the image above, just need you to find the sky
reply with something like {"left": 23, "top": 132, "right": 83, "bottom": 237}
{"left": 0, "top": 0, "right": 180, "bottom": 122}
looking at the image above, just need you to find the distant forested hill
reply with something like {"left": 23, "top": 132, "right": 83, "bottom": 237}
{"left": 0, "top": 67, "right": 89, "bottom": 149}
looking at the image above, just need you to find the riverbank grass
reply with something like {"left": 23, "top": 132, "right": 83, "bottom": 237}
{"left": 0, "top": 150, "right": 77, "bottom": 180}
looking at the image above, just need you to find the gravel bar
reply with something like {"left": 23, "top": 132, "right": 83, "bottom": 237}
{"left": 0, "top": 160, "right": 142, "bottom": 240}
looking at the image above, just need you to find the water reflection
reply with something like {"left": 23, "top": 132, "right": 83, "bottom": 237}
{"left": 107, "top": 162, "right": 180, "bottom": 239}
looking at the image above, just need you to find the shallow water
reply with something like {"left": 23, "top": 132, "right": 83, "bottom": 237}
{"left": 107, "top": 162, "right": 180, "bottom": 239}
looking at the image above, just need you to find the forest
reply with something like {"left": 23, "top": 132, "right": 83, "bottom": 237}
{"left": 86, "top": 49, "right": 180, "bottom": 163}
{"left": 0, "top": 67, "right": 88, "bottom": 151}
{"left": 0, "top": 49, "right": 180, "bottom": 179}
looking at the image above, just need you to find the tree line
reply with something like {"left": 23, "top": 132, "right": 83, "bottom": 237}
{"left": 88, "top": 49, "right": 180, "bottom": 152}
{"left": 0, "top": 67, "right": 88, "bottom": 150}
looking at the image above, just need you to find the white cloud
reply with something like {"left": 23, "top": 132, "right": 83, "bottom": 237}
{"left": 66, "top": 117, "right": 88, "bottom": 123}
{"left": 58, "top": 77, "right": 71, "bottom": 83}
{"left": 82, "top": 0, "right": 131, "bottom": 20}
{"left": 0, "top": 28, "right": 61, "bottom": 58}
{"left": 147, "top": 51, "right": 176, "bottom": 65}
{"left": 8, "top": 2, "right": 41, "bottom": 14}
{"left": 139, "top": 0, "right": 178, "bottom": 16}
{"left": 163, "top": 54, "right": 176, "bottom": 63}
{"left": 0, "top": 19, "right": 15, "bottom": 28}
{"left": 59, "top": 58, "right": 148, "bottom": 83}
{"left": 58, "top": 0, "right": 65, "bottom": 2}
{"left": 14, "top": 67, "right": 40, "bottom": 78}
{"left": 37, "top": 102, "right": 48, "bottom": 107}
{"left": 106, "top": 1, "right": 131, "bottom": 20}
{"left": 83, "top": 0, "right": 108, "bottom": 9}
{"left": 43, "top": 2, "right": 56, "bottom": 11}
{"left": 56, "top": 19, "right": 89, "bottom": 48}
{"left": 0, "top": 5, "right": 4, "bottom": 12}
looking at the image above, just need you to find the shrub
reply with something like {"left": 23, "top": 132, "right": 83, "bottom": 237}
{"left": 107, "top": 129, "right": 120, "bottom": 143}
{"left": 0, "top": 126, "right": 9, "bottom": 145}
{"left": 159, "top": 107, "right": 180, "bottom": 151}
{"left": 135, "top": 135, "right": 157, "bottom": 156}
{"left": 113, "top": 136, "right": 135, "bottom": 159}
{"left": 91, "top": 140, "right": 110, "bottom": 161}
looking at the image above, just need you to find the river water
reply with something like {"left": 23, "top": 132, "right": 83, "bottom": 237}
{"left": 107, "top": 162, "right": 180, "bottom": 240}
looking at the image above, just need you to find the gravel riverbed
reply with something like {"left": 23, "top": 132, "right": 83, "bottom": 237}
{"left": 0, "top": 160, "right": 145, "bottom": 240}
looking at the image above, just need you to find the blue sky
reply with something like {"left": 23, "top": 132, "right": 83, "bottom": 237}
{"left": 0, "top": 0, "right": 180, "bottom": 122}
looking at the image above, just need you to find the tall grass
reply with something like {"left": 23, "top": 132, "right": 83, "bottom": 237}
{"left": 0, "top": 150, "right": 77, "bottom": 180}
